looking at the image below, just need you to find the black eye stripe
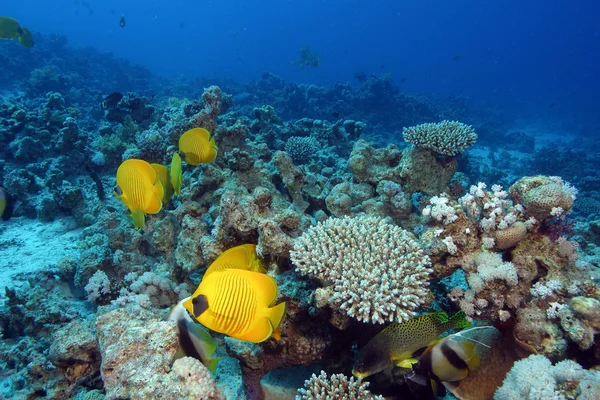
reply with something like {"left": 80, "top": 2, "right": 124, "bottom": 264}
{"left": 441, "top": 342, "right": 468, "bottom": 370}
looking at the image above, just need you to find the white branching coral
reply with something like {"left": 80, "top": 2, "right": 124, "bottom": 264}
{"left": 402, "top": 120, "right": 477, "bottom": 156}
{"left": 422, "top": 193, "right": 458, "bottom": 225}
{"left": 296, "top": 371, "right": 384, "bottom": 400}
{"left": 290, "top": 216, "right": 432, "bottom": 324}
{"left": 494, "top": 355, "right": 600, "bottom": 400}
{"left": 460, "top": 182, "right": 532, "bottom": 249}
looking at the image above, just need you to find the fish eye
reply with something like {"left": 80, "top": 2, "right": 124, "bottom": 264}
{"left": 113, "top": 186, "right": 123, "bottom": 196}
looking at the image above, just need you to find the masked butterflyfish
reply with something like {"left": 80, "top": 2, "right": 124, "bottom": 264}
{"left": 352, "top": 311, "right": 471, "bottom": 378}
{"left": 0, "top": 187, "right": 17, "bottom": 221}
{"left": 17, "top": 27, "right": 33, "bottom": 48}
{"left": 204, "top": 244, "right": 266, "bottom": 278}
{"left": 178, "top": 128, "right": 218, "bottom": 165}
{"left": 183, "top": 269, "right": 286, "bottom": 343}
{"left": 0, "top": 17, "right": 33, "bottom": 48}
{"left": 170, "top": 152, "right": 183, "bottom": 195}
{"left": 114, "top": 159, "right": 164, "bottom": 229}
{"left": 0, "top": 17, "right": 22, "bottom": 39}
{"left": 407, "top": 326, "right": 498, "bottom": 398}
{"left": 151, "top": 163, "right": 174, "bottom": 204}
{"left": 167, "top": 298, "right": 222, "bottom": 373}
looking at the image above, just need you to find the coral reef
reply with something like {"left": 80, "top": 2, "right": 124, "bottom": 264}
{"left": 1, "top": 30, "right": 599, "bottom": 400}
{"left": 495, "top": 354, "right": 600, "bottom": 400}
{"left": 291, "top": 216, "right": 432, "bottom": 324}
{"left": 296, "top": 371, "right": 383, "bottom": 400}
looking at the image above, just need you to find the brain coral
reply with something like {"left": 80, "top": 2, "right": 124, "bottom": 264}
{"left": 494, "top": 221, "right": 527, "bottom": 250}
{"left": 402, "top": 120, "right": 477, "bottom": 156}
{"left": 509, "top": 176, "right": 576, "bottom": 222}
{"left": 290, "top": 216, "right": 432, "bottom": 324}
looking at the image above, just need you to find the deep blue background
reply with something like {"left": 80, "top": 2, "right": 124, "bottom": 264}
{"left": 4, "top": 0, "right": 599, "bottom": 132}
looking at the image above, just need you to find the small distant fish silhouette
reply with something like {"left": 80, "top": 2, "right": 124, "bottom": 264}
{"left": 331, "top": 111, "right": 340, "bottom": 119}
{"left": 119, "top": 15, "right": 126, "bottom": 28}
{"left": 399, "top": 77, "right": 407, "bottom": 83}
{"left": 452, "top": 55, "right": 461, "bottom": 61}
{"left": 548, "top": 103, "right": 555, "bottom": 108}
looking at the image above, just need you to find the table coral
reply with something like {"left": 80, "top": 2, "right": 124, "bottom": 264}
{"left": 402, "top": 120, "right": 477, "bottom": 156}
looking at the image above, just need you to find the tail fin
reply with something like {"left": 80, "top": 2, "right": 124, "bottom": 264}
{"left": 130, "top": 209, "right": 146, "bottom": 229}
{"left": 205, "top": 356, "right": 222, "bottom": 374}
{"left": 267, "top": 302, "right": 286, "bottom": 331}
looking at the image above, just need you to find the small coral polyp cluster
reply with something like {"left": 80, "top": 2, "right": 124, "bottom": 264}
{"left": 1, "top": 49, "right": 599, "bottom": 397}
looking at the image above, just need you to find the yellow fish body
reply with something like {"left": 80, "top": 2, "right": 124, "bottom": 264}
{"left": 170, "top": 152, "right": 183, "bottom": 195}
{"left": 151, "top": 163, "right": 174, "bottom": 203}
{"left": 352, "top": 311, "right": 471, "bottom": 378}
{"left": 179, "top": 128, "right": 218, "bottom": 165}
{"left": 204, "top": 244, "right": 266, "bottom": 278}
{"left": 0, "top": 16, "right": 22, "bottom": 39}
{"left": 0, "top": 17, "right": 33, "bottom": 48}
{"left": 114, "top": 159, "right": 164, "bottom": 229}
{"left": 184, "top": 269, "right": 286, "bottom": 343}
{"left": 17, "top": 26, "right": 33, "bottom": 48}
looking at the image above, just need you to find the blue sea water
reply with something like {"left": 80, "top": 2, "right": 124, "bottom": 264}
{"left": 4, "top": 0, "right": 599, "bottom": 131}
{"left": 2, "top": 1, "right": 600, "bottom": 399}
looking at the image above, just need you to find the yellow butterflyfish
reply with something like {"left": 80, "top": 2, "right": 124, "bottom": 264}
{"left": 203, "top": 244, "right": 266, "bottom": 278}
{"left": 179, "top": 127, "right": 218, "bottom": 165}
{"left": 170, "top": 152, "right": 183, "bottom": 195}
{"left": 114, "top": 159, "right": 164, "bottom": 229}
{"left": 151, "top": 163, "right": 174, "bottom": 204}
{"left": 0, "top": 17, "right": 34, "bottom": 48}
{"left": 184, "top": 269, "right": 286, "bottom": 343}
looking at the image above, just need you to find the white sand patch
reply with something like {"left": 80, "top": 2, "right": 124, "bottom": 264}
{"left": 0, "top": 217, "right": 82, "bottom": 296}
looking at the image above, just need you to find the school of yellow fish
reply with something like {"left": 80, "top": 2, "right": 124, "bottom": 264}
{"left": 113, "top": 127, "right": 217, "bottom": 229}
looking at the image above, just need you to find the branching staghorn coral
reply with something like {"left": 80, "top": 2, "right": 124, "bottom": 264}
{"left": 296, "top": 371, "right": 383, "bottom": 400}
{"left": 290, "top": 215, "right": 432, "bottom": 324}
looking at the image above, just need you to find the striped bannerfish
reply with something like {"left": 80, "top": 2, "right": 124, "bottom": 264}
{"left": 408, "top": 326, "right": 495, "bottom": 397}
{"left": 0, "top": 187, "right": 16, "bottom": 221}
{"left": 167, "top": 298, "right": 222, "bottom": 373}
{"left": 183, "top": 268, "right": 286, "bottom": 343}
